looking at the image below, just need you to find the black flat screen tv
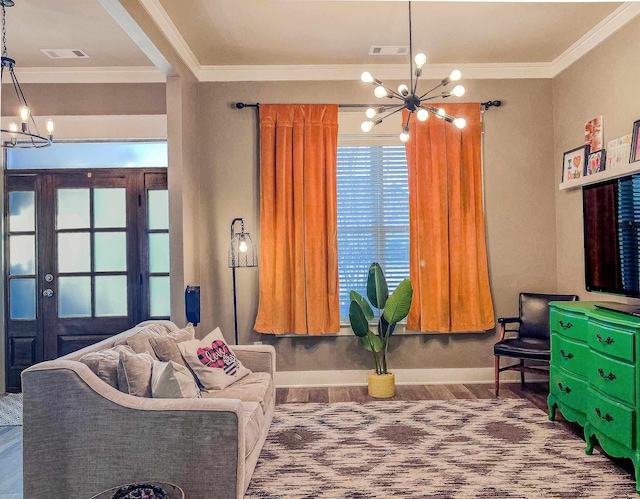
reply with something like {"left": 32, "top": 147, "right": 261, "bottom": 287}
{"left": 583, "top": 173, "right": 640, "bottom": 297}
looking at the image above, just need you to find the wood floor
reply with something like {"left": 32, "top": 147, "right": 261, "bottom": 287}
{"left": 0, "top": 381, "right": 570, "bottom": 498}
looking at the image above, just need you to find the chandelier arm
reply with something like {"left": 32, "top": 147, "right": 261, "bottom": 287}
{"left": 374, "top": 105, "right": 406, "bottom": 126}
{"left": 418, "top": 81, "right": 445, "bottom": 100}
{"left": 376, "top": 82, "right": 404, "bottom": 100}
{"left": 412, "top": 69, "right": 420, "bottom": 96}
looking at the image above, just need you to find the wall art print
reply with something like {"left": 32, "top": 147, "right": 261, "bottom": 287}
{"left": 562, "top": 145, "right": 590, "bottom": 182}
{"left": 631, "top": 119, "right": 640, "bottom": 164}
{"left": 585, "top": 115, "right": 603, "bottom": 152}
{"left": 606, "top": 133, "right": 632, "bottom": 170}
{"left": 586, "top": 149, "right": 606, "bottom": 176}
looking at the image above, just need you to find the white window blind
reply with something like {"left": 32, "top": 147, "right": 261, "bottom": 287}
{"left": 618, "top": 176, "right": 640, "bottom": 291}
{"left": 337, "top": 145, "right": 410, "bottom": 320}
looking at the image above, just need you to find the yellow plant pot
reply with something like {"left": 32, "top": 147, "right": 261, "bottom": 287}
{"left": 368, "top": 371, "right": 395, "bottom": 398}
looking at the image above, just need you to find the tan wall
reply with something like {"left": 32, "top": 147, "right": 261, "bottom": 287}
{"left": 1, "top": 83, "right": 166, "bottom": 116}
{"left": 553, "top": 15, "right": 640, "bottom": 302}
{"left": 196, "top": 78, "right": 558, "bottom": 372}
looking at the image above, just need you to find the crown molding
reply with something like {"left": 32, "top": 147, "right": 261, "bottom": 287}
{"left": 3, "top": 67, "right": 166, "bottom": 84}
{"left": 138, "top": 0, "right": 201, "bottom": 79}
{"left": 199, "top": 63, "right": 554, "bottom": 82}
{"left": 550, "top": 2, "right": 640, "bottom": 76}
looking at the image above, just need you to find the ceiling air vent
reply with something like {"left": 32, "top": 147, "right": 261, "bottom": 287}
{"left": 369, "top": 46, "right": 410, "bottom": 56}
{"left": 40, "top": 49, "right": 90, "bottom": 60}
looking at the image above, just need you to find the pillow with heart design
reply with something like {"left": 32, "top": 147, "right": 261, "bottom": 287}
{"left": 178, "top": 328, "right": 251, "bottom": 390}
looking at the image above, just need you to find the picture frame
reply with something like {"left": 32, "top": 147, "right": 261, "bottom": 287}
{"left": 631, "top": 119, "right": 640, "bottom": 164}
{"left": 586, "top": 149, "right": 606, "bottom": 176}
{"left": 562, "top": 145, "right": 590, "bottom": 182}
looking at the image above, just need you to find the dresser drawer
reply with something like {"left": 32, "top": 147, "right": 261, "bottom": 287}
{"left": 551, "top": 335, "right": 589, "bottom": 377}
{"left": 550, "top": 366, "right": 589, "bottom": 413}
{"left": 587, "top": 388, "right": 634, "bottom": 449}
{"left": 587, "top": 320, "right": 635, "bottom": 362}
{"left": 550, "top": 308, "right": 588, "bottom": 341}
{"left": 588, "top": 350, "right": 635, "bottom": 405}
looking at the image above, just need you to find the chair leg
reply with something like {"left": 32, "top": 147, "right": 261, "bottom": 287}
{"left": 494, "top": 356, "right": 500, "bottom": 397}
{"left": 520, "top": 360, "right": 525, "bottom": 388}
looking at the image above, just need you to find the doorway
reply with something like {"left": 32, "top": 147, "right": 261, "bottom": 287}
{"left": 4, "top": 169, "right": 168, "bottom": 391}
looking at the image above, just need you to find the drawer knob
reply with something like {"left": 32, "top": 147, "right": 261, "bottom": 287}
{"left": 598, "top": 368, "right": 617, "bottom": 381}
{"left": 557, "top": 382, "right": 571, "bottom": 394}
{"left": 595, "top": 408, "right": 614, "bottom": 422}
{"left": 559, "top": 320, "right": 573, "bottom": 329}
{"left": 560, "top": 349, "right": 574, "bottom": 359}
{"left": 596, "top": 334, "right": 615, "bottom": 345}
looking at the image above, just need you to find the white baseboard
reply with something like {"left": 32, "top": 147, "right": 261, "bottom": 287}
{"left": 275, "top": 368, "right": 544, "bottom": 388}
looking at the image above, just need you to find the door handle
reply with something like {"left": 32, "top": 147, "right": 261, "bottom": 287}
{"left": 43, "top": 288, "right": 54, "bottom": 298}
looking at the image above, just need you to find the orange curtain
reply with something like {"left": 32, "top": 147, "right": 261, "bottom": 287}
{"left": 254, "top": 104, "right": 340, "bottom": 335}
{"left": 404, "top": 103, "right": 494, "bottom": 333}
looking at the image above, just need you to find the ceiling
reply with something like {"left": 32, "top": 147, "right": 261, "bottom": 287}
{"left": 1, "top": 0, "right": 635, "bottom": 82}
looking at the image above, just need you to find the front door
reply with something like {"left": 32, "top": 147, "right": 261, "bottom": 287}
{"left": 4, "top": 169, "right": 169, "bottom": 390}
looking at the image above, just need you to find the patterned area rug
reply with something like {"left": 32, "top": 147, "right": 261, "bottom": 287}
{"left": 0, "top": 392, "right": 22, "bottom": 426}
{"left": 246, "top": 399, "right": 636, "bottom": 498}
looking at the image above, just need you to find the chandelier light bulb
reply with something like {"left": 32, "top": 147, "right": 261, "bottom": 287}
{"left": 365, "top": 107, "right": 377, "bottom": 119}
{"left": 449, "top": 69, "right": 462, "bottom": 81}
{"left": 452, "top": 85, "right": 465, "bottom": 97}
{"left": 19, "top": 106, "right": 30, "bottom": 123}
{"left": 416, "top": 109, "right": 429, "bottom": 122}
{"left": 361, "top": 72, "right": 374, "bottom": 83}
{"left": 239, "top": 240, "right": 248, "bottom": 253}
{"left": 398, "top": 84, "right": 409, "bottom": 96}
{"left": 437, "top": 108, "right": 446, "bottom": 118}
{"left": 399, "top": 128, "right": 410, "bottom": 143}
{"left": 361, "top": 120, "right": 374, "bottom": 133}
{"left": 414, "top": 53, "right": 427, "bottom": 68}
{"left": 374, "top": 86, "right": 388, "bottom": 98}
{"left": 453, "top": 117, "right": 467, "bottom": 129}
{"left": 46, "top": 119, "right": 56, "bottom": 135}
{"left": 8, "top": 122, "right": 18, "bottom": 134}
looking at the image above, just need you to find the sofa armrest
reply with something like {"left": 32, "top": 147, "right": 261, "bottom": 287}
{"left": 233, "top": 344, "right": 276, "bottom": 377}
{"left": 22, "top": 360, "right": 247, "bottom": 499}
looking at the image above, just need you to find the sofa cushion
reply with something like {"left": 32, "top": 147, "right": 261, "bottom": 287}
{"left": 178, "top": 328, "right": 251, "bottom": 391}
{"left": 151, "top": 360, "right": 201, "bottom": 399}
{"left": 117, "top": 349, "right": 155, "bottom": 397}
{"left": 149, "top": 324, "right": 195, "bottom": 368}
{"left": 114, "top": 323, "right": 174, "bottom": 360}
{"left": 79, "top": 345, "right": 133, "bottom": 389}
{"left": 202, "top": 372, "right": 273, "bottom": 412}
{"left": 242, "top": 402, "right": 265, "bottom": 458}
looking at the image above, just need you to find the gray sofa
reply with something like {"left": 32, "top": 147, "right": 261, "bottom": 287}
{"left": 21, "top": 321, "right": 276, "bottom": 499}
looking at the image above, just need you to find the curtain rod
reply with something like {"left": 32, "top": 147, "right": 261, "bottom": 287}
{"left": 236, "top": 101, "right": 502, "bottom": 111}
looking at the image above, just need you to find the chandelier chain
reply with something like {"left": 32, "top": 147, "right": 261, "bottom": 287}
{"left": 2, "top": 5, "right": 7, "bottom": 59}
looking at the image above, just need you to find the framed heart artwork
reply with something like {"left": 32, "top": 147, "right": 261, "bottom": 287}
{"left": 562, "top": 145, "right": 590, "bottom": 182}
{"left": 586, "top": 149, "right": 606, "bottom": 176}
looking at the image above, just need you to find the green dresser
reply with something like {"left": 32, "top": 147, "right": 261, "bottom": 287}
{"left": 548, "top": 301, "right": 640, "bottom": 491}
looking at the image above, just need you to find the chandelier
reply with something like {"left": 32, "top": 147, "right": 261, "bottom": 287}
{"left": 0, "top": 0, "right": 54, "bottom": 148}
{"left": 360, "top": 1, "right": 465, "bottom": 142}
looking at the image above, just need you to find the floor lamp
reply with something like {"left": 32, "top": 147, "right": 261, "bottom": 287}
{"left": 228, "top": 218, "right": 257, "bottom": 345}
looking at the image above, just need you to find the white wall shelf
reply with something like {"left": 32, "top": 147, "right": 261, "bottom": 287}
{"left": 559, "top": 160, "right": 640, "bottom": 190}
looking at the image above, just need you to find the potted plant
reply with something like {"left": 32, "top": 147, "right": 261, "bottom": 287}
{"left": 349, "top": 262, "right": 413, "bottom": 398}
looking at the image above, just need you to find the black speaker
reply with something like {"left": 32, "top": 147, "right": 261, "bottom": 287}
{"left": 185, "top": 285, "right": 200, "bottom": 326}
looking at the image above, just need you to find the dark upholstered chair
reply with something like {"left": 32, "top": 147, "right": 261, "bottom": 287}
{"left": 494, "top": 292, "right": 579, "bottom": 396}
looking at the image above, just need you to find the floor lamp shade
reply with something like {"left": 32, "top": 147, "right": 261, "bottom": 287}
{"left": 228, "top": 218, "right": 257, "bottom": 345}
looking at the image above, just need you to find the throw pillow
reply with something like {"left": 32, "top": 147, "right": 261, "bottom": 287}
{"left": 178, "top": 327, "right": 251, "bottom": 391}
{"left": 148, "top": 324, "right": 196, "bottom": 367}
{"left": 116, "top": 323, "right": 174, "bottom": 360}
{"left": 151, "top": 360, "right": 201, "bottom": 399}
{"left": 79, "top": 345, "right": 134, "bottom": 389}
{"left": 117, "top": 349, "right": 155, "bottom": 397}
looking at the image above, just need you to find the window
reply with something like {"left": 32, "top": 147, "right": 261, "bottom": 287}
{"left": 337, "top": 145, "right": 410, "bottom": 320}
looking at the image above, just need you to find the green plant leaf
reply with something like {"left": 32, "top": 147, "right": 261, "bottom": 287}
{"left": 383, "top": 279, "right": 413, "bottom": 324}
{"left": 367, "top": 330, "right": 383, "bottom": 352}
{"left": 360, "top": 335, "right": 373, "bottom": 351}
{"left": 349, "top": 290, "right": 374, "bottom": 322}
{"left": 367, "top": 262, "right": 388, "bottom": 310}
{"left": 379, "top": 315, "right": 397, "bottom": 338}
{"left": 349, "top": 300, "right": 369, "bottom": 337}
